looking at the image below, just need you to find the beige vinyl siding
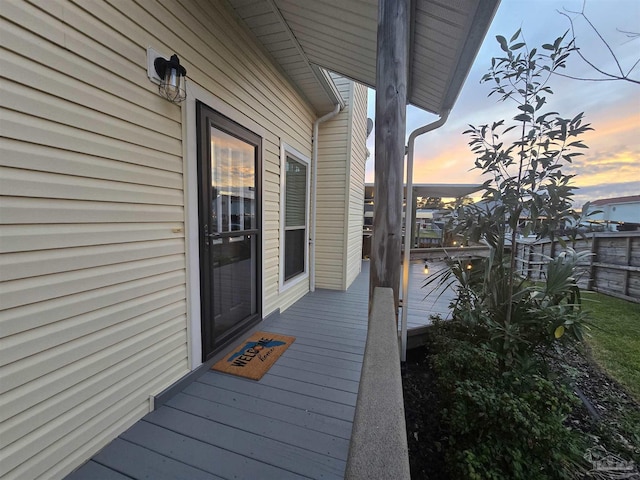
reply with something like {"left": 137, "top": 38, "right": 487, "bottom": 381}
{"left": 315, "top": 80, "right": 350, "bottom": 289}
{"left": 315, "top": 77, "right": 368, "bottom": 290}
{"left": 344, "top": 82, "right": 369, "bottom": 287}
{"left": 278, "top": 266, "right": 310, "bottom": 311}
{"left": 0, "top": 0, "right": 314, "bottom": 478}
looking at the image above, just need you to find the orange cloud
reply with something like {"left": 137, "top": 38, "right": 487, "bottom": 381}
{"left": 412, "top": 142, "right": 481, "bottom": 184}
{"left": 585, "top": 111, "right": 640, "bottom": 145}
{"left": 570, "top": 150, "right": 640, "bottom": 188}
{"left": 366, "top": 107, "right": 639, "bottom": 202}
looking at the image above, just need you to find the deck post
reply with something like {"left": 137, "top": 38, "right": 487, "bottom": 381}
{"left": 369, "top": 0, "right": 409, "bottom": 310}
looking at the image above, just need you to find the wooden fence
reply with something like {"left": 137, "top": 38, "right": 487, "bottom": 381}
{"left": 515, "top": 232, "right": 640, "bottom": 303}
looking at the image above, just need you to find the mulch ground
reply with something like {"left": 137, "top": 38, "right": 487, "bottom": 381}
{"left": 402, "top": 343, "right": 640, "bottom": 479}
{"left": 402, "top": 346, "right": 449, "bottom": 480}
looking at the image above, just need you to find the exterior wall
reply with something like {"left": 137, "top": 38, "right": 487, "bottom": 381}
{"left": 586, "top": 201, "right": 640, "bottom": 226}
{"left": 345, "top": 83, "right": 369, "bottom": 287}
{"left": 0, "top": 1, "right": 314, "bottom": 478}
{"left": 315, "top": 77, "right": 368, "bottom": 290}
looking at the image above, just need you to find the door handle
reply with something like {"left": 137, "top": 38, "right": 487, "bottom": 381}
{"left": 203, "top": 225, "right": 221, "bottom": 246}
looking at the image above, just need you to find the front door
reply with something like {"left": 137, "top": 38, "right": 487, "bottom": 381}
{"left": 197, "top": 102, "right": 261, "bottom": 361}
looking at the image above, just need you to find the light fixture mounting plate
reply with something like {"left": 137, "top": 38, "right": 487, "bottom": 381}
{"left": 146, "top": 46, "right": 164, "bottom": 84}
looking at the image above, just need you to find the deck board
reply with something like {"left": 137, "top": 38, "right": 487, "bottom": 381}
{"left": 64, "top": 260, "right": 449, "bottom": 479}
{"left": 165, "top": 393, "right": 350, "bottom": 460}
{"left": 121, "top": 421, "right": 306, "bottom": 479}
{"left": 274, "top": 356, "right": 362, "bottom": 380}
{"left": 93, "top": 439, "right": 224, "bottom": 480}
{"left": 65, "top": 461, "right": 132, "bottom": 480}
{"left": 142, "top": 408, "right": 346, "bottom": 478}
{"left": 181, "top": 381, "right": 354, "bottom": 439}
{"left": 198, "top": 372, "right": 356, "bottom": 421}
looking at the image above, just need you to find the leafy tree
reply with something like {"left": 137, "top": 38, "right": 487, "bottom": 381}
{"left": 421, "top": 30, "right": 613, "bottom": 478}
{"left": 423, "top": 196, "right": 443, "bottom": 209}
{"left": 450, "top": 29, "right": 594, "bottom": 365}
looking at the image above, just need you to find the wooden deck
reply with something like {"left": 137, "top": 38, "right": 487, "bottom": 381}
{"left": 66, "top": 265, "right": 369, "bottom": 480}
{"left": 405, "top": 260, "right": 455, "bottom": 329}
{"left": 65, "top": 261, "right": 449, "bottom": 479}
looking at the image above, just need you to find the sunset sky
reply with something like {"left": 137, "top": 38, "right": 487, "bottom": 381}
{"left": 364, "top": 0, "right": 640, "bottom": 207}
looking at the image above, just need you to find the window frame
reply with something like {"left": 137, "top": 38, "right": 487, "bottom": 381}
{"left": 279, "top": 143, "right": 311, "bottom": 290}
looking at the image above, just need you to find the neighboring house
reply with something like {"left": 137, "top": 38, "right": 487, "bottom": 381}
{"left": 363, "top": 183, "right": 483, "bottom": 250}
{"left": 0, "top": 1, "right": 497, "bottom": 478}
{"left": 584, "top": 195, "right": 640, "bottom": 231}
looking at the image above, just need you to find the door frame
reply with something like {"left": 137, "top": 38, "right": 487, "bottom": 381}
{"left": 196, "top": 102, "right": 262, "bottom": 361}
{"left": 183, "top": 81, "right": 267, "bottom": 370}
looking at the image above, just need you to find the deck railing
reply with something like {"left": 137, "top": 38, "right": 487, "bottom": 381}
{"left": 345, "top": 287, "right": 410, "bottom": 479}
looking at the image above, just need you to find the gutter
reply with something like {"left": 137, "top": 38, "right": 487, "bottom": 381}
{"left": 400, "top": 109, "right": 450, "bottom": 361}
{"left": 310, "top": 103, "right": 342, "bottom": 292}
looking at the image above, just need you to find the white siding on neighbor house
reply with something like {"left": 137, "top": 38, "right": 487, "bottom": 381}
{"left": 0, "top": 0, "right": 315, "bottom": 478}
{"left": 315, "top": 77, "right": 368, "bottom": 290}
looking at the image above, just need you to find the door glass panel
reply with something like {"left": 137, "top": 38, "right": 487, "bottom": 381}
{"left": 211, "top": 234, "right": 256, "bottom": 339}
{"left": 207, "top": 126, "right": 257, "bottom": 345}
{"left": 210, "top": 127, "right": 256, "bottom": 233}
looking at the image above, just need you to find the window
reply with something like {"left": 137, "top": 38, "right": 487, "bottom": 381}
{"left": 280, "top": 144, "right": 310, "bottom": 286}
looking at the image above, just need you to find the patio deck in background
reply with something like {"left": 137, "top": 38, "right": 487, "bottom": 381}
{"left": 65, "top": 261, "right": 449, "bottom": 480}
{"left": 405, "top": 260, "right": 456, "bottom": 329}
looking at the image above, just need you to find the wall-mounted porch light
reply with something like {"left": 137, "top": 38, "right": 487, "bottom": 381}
{"left": 423, "top": 260, "right": 429, "bottom": 274}
{"left": 147, "top": 47, "right": 187, "bottom": 104}
{"left": 155, "top": 54, "right": 186, "bottom": 103}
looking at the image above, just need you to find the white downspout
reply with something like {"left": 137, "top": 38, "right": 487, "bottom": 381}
{"left": 400, "top": 109, "right": 451, "bottom": 361}
{"left": 310, "top": 103, "right": 342, "bottom": 292}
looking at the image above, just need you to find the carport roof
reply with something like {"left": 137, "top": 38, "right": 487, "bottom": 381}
{"left": 365, "top": 183, "right": 484, "bottom": 199}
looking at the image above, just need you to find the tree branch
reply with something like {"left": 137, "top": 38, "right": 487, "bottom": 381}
{"left": 551, "top": 71, "right": 640, "bottom": 85}
{"left": 555, "top": 2, "right": 640, "bottom": 85}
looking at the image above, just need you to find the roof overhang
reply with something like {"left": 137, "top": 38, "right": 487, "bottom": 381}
{"left": 365, "top": 183, "right": 484, "bottom": 199}
{"left": 227, "top": 0, "right": 500, "bottom": 115}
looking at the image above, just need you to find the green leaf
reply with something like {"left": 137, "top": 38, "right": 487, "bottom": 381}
{"left": 509, "top": 29, "right": 521, "bottom": 42}
{"left": 553, "top": 36, "right": 563, "bottom": 50}
{"left": 496, "top": 35, "right": 509, "bottom": 52}
{"left": 518, "top": 104, "right": 535, "bottom": 114}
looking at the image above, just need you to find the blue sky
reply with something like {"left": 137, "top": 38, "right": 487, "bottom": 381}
{"left": 365, "top": 0, "right": 640, "bottom": 207}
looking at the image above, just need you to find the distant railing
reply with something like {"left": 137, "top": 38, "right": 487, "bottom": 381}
{"left": 515, "top": 232, "right": 640, "bottom": 303}
{"left": 345, "top": 287, "right": 411, "bottom": 479}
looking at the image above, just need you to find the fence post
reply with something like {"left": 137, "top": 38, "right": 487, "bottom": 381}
{"left": 587, "top": 234, "right": 597, "bottom": 291}
{"left": 623, "top": 236, "right": 631, "bottom": 296}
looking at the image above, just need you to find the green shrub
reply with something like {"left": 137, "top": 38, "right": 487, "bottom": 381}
{"left": 428, "top": 325, "right": 586, "bottom": 479}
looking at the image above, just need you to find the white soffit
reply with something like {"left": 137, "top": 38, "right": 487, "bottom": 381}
{"left": 226, "top": 0, "right": 500, "bottom": 116}
{"left": 226, "top": 0, "right": 345, "bottom": 114}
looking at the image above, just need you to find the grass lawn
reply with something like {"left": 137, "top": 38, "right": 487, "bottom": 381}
{"left": 582, "top": 291, "right": 640, "bottom": 401}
